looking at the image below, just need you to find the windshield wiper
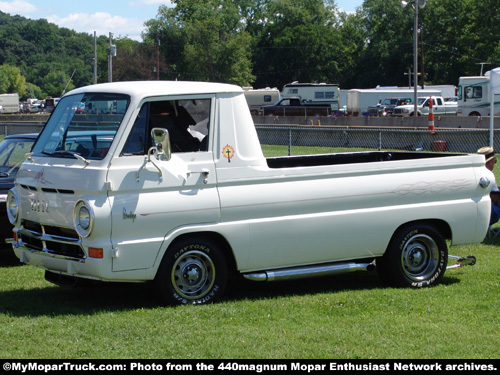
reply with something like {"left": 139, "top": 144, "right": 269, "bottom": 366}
{"left": 41, "top": 150, "right": 89, "bottom": 165}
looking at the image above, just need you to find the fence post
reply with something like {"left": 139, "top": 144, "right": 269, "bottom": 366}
{"left": 288, "top": 128, "right": 292, "bottom": 156}
{"left": 378, "top": 131, "right": 382, "bottom": 151}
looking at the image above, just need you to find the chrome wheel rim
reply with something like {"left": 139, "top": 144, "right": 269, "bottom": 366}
{"left": 401, "top": 234, "right": 439, "bottom": 281}
{"left": 171, "top": 250, "right": 215, "bottom": 300}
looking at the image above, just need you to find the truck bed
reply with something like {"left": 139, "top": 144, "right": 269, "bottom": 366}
{"left": 266, "top": 151, "right": 460, "bottom": 169}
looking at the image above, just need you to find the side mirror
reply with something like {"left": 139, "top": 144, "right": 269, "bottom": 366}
{"left": 137, "top": 128, "right": 170, "bottom": 182}
{"left": 150, "top": 128, "right": 171, "bottom": 161}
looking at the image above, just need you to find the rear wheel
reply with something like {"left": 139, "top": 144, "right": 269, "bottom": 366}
{"left": 156, "top": 237, "right": 228, "bottom": 305}
{"left": 378, "top": 224, "right": 448, "bottom": 288}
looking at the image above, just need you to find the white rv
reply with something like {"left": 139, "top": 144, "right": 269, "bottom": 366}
{"left": 243, "top": 87, "right": 280, "bottom": 115}
{"left": 0, "top": 93, "right": 20, "bottom": 114}
{"left": 457, "top": 70, "right": 500, "bottom": 117}
{"left": 282, "top": 82, "right": 340, "bottom": 110}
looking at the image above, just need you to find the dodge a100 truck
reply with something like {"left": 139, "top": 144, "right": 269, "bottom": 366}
{"left": 7, "top": 81, "right": 491, "bottom": 305}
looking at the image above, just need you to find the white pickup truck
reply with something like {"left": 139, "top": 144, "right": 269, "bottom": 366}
{"left": 393, "top": 96, "right": 458, "bottom": 117}
{"left": 7, "top": 81, "right": 491, "bottom": 305}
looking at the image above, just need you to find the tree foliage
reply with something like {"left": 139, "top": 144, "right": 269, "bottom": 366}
{"left": 144, "top": 0, "right": 255, "bottom": 85}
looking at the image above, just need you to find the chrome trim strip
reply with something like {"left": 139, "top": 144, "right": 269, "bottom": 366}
{"left": 18, "top": 228, "right": 81, "bottom": 246}
{"left": 14, "top": 242, "right": 86, "bottom": 263}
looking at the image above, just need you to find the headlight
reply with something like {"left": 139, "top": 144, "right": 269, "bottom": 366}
{"left": 6, "top": 190, "right": 19, "bottom": 225}
{"left": 73, "top": 200, "right": 94, "bottom": 238}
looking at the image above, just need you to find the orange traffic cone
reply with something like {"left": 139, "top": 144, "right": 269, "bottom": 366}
{"left": 428, "top": 97, "right": 436, "bottom": 134}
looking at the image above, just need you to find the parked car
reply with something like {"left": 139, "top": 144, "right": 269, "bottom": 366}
{"left": 0, "top": 134, "right": 38, "bottom": 247}
{"left": 367, "top": 97, "right": 412, "bottom": 117}
{"left": 28, "top": 103, "right": 43, "bottom": 113}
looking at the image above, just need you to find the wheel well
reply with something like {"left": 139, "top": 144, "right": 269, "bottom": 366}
{"left": 388, "top": 219, "right": 452, "bottom": 247}
{"left": 165, "top": 232, "right": 237, "bottom": 273}
{"left": 469, "top": 111, "right": 481, "bottom": 117}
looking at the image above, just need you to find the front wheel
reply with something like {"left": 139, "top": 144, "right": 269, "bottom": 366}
{"left": 378, "top": 224, "right": 448, "bottom": 288}
{"left": 156, "top": 237, "right": 228, "bottom": 305}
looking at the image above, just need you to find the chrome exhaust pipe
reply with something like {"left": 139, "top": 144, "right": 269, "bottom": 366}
{"left": 447, "top": 254, "right": 476, "bottom": 269}
{"left": 243, "top": 261, "right": 375, "bottom": 282}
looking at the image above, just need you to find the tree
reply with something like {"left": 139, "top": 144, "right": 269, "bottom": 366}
{"left": 112, "top": 37, "right": 169, "bottom": 81}
{"left": 251, "top": 0, "right": 343, "bottom": 88}
{"left": 0, "top": 64, "right": 27, "bottom": 96}
{"left": 144, "top": 0, "right": 255, "bottom": 85}
{"left": 355, "top": 0, "right": 414, "bottom": 88}
{"left": 424, "top": 0, "right": 500, "bottom": 83}
{"left": 335, "top": 11, "right": 368, "bottom": 88}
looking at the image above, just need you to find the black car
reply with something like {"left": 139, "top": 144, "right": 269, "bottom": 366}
{"left": 367, "top": 97, "right": 412, "bottom": 117}
{"left": 0, "top": 134, "right": 38, "bottom": 247}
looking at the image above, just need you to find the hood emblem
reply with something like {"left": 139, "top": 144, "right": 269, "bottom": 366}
{"left": 30, "top": 199, "right": 49, "bottom": 213}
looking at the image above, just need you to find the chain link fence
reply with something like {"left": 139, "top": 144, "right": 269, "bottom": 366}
{"left": 256, "top": 125, "right": 500, "bottom": 182}
{"left": 256, "top": 125, "right": 497, "bottom": 155}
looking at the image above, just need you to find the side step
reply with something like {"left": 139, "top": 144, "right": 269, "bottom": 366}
{"left": 243, "top": 261, "right": 375, "bottom": 282}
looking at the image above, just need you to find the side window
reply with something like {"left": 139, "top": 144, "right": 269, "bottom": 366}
{"left": 474, "top": 86, "right": 483, "bottom": 98}
{"left": 122, "top": 103, "right": 148, "bottom": 155}
{"left": 122, "top": 98, "right": 211, "bottom": 156}
{"left": 465, "top": 85, "right": 482, "bottom": 99}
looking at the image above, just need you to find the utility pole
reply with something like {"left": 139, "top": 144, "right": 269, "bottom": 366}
{"left": 94, "top": 31, "right": 97, "bottom": 84}
{"left": 420, "top": 26, "right": 425, "bottom": 89}
{"left": 108, "top": 32, "right": 116, "bottom": 83}
{"left": 157, "top": 36, "right": 160, "bottom": 80}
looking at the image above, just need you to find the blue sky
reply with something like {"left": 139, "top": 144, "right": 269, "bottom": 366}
{"left": 0, "top": 0, "right": 363, "bottom": 41}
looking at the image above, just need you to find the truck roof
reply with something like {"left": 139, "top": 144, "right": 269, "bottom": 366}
{"left": 66, "top": 81, "right": 243, "bottom": 98}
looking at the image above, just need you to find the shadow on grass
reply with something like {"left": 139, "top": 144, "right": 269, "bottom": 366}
{"left": 0, "top": 269, "right": 390, "bottom": 317}
{"left": 226, "top": 270, "right": 385, "bottom": 301}
{"left": 0, "top": 247, "right": 20, "bottom": 268}
{"left": 0, "top": 260, "right": 465, "bottom": 317}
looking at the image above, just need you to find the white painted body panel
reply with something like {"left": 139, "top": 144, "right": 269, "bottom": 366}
{"left": 11, "top": 81, "right": 492, "bottom": 282}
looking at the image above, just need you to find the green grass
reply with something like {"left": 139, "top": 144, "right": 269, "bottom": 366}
{"left": 1, "top": 239, "right": 499, "bottom": 359}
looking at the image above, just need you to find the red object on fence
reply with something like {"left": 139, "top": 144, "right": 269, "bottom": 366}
{"left": 428, "top": 97, "right": 436, "bottom": 133}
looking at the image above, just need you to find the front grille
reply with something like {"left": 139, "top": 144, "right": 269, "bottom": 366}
{"left": 20, "top": 220, "right": 85, "bottom": 259}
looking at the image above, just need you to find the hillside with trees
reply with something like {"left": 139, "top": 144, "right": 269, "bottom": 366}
{"left": 2, "top": 0, "right": 500, "bottom": 101}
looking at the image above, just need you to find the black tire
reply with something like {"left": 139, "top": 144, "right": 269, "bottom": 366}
{"left": 156, "top": 237, "right": 228, "bottom": 305}
{"left": 378, "top": 224, "right": 448, "bottom": 288}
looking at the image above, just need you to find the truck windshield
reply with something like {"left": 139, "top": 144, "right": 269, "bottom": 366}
{"left": 31, "top": 93, "right": 129, "bottom": 161}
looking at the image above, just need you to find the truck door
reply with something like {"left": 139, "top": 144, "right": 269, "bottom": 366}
{"left": 107, "top": 97, "right": 220, "bottom": 272}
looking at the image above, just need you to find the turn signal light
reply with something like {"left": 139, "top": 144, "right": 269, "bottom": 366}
{"left": 88, "top": 247, "right": 103, "bottom": 258}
